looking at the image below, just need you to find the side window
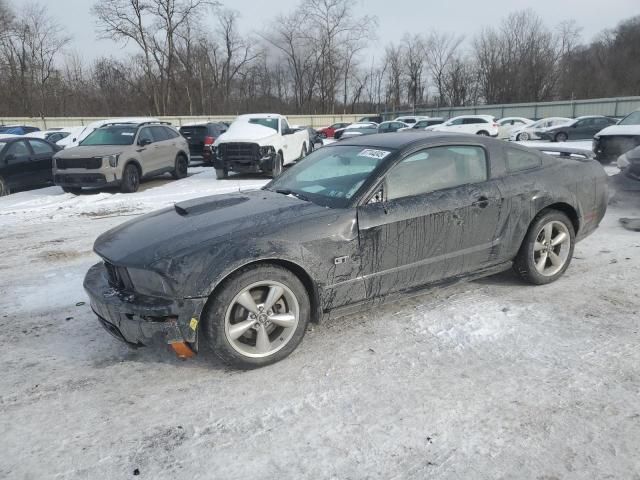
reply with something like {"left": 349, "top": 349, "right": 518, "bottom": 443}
{"left": 28, "top": 139, "right": 54, "bottom": 155}
{"left": 506, "top": 147, "right": 541, "bottom": 172}
{"left": 138, "top": 127, "right": 154, "bottom": 144}
{"left": 151, "top": 126, "right": 169, "bottom": 141}
{"left": 281, "top": 119, "right": 290, "bottom": 133}
{"left": 448, "top": 118, "right": 463, "bottom": 125}
{"left": 163, "top": 127, "right": 179, "bottom": 139}
{"left": 386, "top": 146, "right": 488, "bottom": 200}
{"left": 6, "top": 141, "right": 30, "bottom": 159}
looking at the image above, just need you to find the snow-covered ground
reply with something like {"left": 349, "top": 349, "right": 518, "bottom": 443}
{"left": 1, "top": 164, "right": 639, "bottom": 479}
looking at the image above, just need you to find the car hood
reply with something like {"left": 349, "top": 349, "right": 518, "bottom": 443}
{"left": 93, "top": 189, "right": 329, "bottom": 267}
{"left": 595, "top": 124, "right": 640, "bottom": 137}
{"left": 54, "top": 144, "right": 129, "bottom": 158}
{"left": 215, "top": 123, "right": 278, "bottom": 145}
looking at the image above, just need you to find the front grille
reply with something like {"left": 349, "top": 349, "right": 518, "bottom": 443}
{"left": 596, "top": 136, "right": 640, "bottom": 161}
{"left": 54, "top": 174, "right": 106, "bottom": 185}
{"left": 104, "top": 262, "right": 133, "bottom": 291}
{"left": 56, "top": 157, "right": 103, "bottom": 169}
{"left": 218, "top": 143, "right": 259, "bottom": 162}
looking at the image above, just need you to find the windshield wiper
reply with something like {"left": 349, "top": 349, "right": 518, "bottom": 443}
{"left": 275, "top": 189, "right": 310, "bottom": 202}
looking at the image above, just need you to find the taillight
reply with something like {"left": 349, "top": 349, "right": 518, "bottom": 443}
{"left": 493, "top": 123, "right": 499, "bottom": 128}
{"left": 204, "top": 136, "right": 215, "bottom": 146}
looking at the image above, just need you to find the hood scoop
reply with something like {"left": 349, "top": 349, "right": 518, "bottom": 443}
{"left": 174, "top": 195, "right": 249, "bottom": 216}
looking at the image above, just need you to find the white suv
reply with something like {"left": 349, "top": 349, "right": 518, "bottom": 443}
{"left": 426, "top": 115, "right": 500, "bottom": 137}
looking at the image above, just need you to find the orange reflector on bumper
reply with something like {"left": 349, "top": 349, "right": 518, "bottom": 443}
{"left": 170, "top": 342, "right": 194, "bottom": 359}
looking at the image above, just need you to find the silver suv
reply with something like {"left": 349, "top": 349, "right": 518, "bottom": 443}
{"left": 53, "top": 121, "right": 190, "bottom": 194}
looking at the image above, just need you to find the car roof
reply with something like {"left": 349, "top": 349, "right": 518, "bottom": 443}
{"left": 331, "top": 131, "right": 499, "bottom": 150}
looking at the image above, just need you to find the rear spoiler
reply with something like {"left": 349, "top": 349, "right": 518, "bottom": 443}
{"left": 527, "top": 144, "right": 596, "bottom": 161}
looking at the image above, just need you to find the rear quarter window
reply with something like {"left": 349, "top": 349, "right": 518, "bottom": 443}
{"left": 506, "top": 147, "right": 542, "bottom": 172}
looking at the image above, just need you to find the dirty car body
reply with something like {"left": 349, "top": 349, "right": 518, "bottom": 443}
{"left": 84, "top": 132, "right": 607, "bottom": 366}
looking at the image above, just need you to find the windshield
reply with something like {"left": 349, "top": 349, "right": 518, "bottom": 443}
{"left": 80, "top": 126, "right": 137, "bottom": 146}
{"left": 619, "top": 111, "right": 640, "bottom": 125}
{"left": 248, "top": 118, "right": 279, "bottom": 131}
{"left": 266, "top": 145, "right": 392, "bottom": 208}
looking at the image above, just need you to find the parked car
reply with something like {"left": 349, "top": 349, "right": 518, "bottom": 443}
{"left": 426, "top": 115, "right": 500, "bottom": 137}
{"left": 56, "top": 117, "right": 160, "bottom": 149}
{"left": 317, "top": 122, "right": 351, "bottom": 139}
{"left": 84, "top": 132, "right": 607, "bottom": 368}
{"left": 393, "top": 116, "right": 429, "bottom": 125}
{"left": 53, "top": 121, "right": 189, "bottom": 194}
{"left": 358, "top": 115, "right": 384, "bottom": 124}
{"left": 593, "top": 110, "right": 640, "bottom": 164}
{"left": 0, "top": 125, "right": 40, "bottom": 135}
{"left": 213, "top": 114, "right": 310, "bottom": 179}
{"left": 509, "top": 117, "right": 573, "bottom": 142}
{"left": 537, "top": 116, "right": 617, "bottom": 142}
{"left": 28, "top": 127, "right": 77, "bottom": 144}
{"left": 616, "top": 144, "right": 640, "bottom": 179}
{"left": 304, "top": 127, "right": 324, "bottom": 152}
{"left": 340, "top": 126, "right": 379, "bottom": 139}
{"left": 497, "top": 117, "right": 533, "bottom": 139}
{"left": 334, "top": 122, "right": 379, "bottom": 140}
{"left": 377, "top": 121, "right": 410, "bottom": 133}
{"left": 179, "top": 122, "right": 227, "bottom": 165}
{"left": 412, "top": 118, "right": 445, "bottom": 129}
{"left": 0, "top": 136, "right": 61, "bottom": 196}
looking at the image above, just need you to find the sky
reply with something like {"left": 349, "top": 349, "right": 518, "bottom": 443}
{"left": 8, "top": 0, "right": 640, "bottom": 62}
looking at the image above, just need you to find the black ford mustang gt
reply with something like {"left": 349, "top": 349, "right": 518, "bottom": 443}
{"left": 84, "top": 132, "right": 608, "bottom": 368}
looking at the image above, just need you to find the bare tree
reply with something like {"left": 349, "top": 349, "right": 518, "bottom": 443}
{"left": 426, "top": 31, "right": 464, "bottom": 106}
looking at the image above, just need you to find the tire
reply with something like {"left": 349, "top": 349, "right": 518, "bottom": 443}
{"left": 517, "top": 132, "right": 529, "bottom": 141}
{"left": 202, "top": 264, "right": 310, "bottom": 369}
{"left": 0, "top": 176, "right": 9, "bottom": 196}
{"left": 299, "top": 144, "right": 307, "bottom": 161}
{"left": 270, "top": 152, "right": 283, "bottom": 178}
{"left": 62, "top": 186, "right": 82, "bottom": 194}
{"left": 477, "top": 130, "right": 490, "bottom": 136}
{"left": 215, "top": 168, "right": 228, "bottom": 180}
{"left": 172, "top": 154, "right": 188, "bottom": 179}
{"left": 555, "top": 132, "right": 568, "bottom": 142}
{"left": 120, "top": 163, "right": 140, "bottom": 193}
{"left": 514, "top": 210, "right": 575, "bottom": 285}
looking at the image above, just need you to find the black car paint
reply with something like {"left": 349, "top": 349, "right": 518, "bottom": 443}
{"left": 84, "top": 132, "right": 608, "bottom": 351}
{"left": 538, "top": 117, "right": 616, "bottom": 142}
{"left": 0, "top": 137, "right": 60, "bottom": 193}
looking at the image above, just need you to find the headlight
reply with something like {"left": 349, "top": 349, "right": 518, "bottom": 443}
{"left": 259, "top": 146, "right": 274, "bottom": 157}
{"left": 127, "top": 268, "right": 172, "bottom": 297}
{"left": 103, "top": 154, "right": 120, "bottom": 168}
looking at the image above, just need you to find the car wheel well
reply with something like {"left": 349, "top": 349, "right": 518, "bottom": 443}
{"left": 537, "top": 203, "right": 580, "bottom": 235}
{"left": 124, "top": 160, "right": 142, "bottom": 175}
{"left": 207, "top": 259, "right": 320, "bottom": 323}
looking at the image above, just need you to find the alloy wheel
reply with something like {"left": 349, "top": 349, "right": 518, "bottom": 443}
{"left": 532, "top": 221, "right": 571, "bottom": 276}
{"left": 224, "top": 281, "right": 300, "bottom": 358}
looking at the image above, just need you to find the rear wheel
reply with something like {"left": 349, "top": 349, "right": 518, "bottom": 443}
{"left": 477, "top": 130, "right": 490, "bottom": 136}
{"left": 202, "top": 265, "right": 310, "bottom": 369}
{"left": 215, "top": 168, "right": 228, "bottom": 180}
{"left": 62, "top": 186, "right": 82, "bottom": 194}
{"left": 120, "top": 164, "right": 140, "bottom": 193}
{"left": 514, "top": 210, "right": 575, "bottom": 285}
{"left": 172, "top": 154, "right": 188, "bottom": 179}
{"left": 0, "top": 176, "right": 9, "bottom": 196}
{"left": 299, "top": 144, "right": 307, "bottom": 161}
{"left": 555, "top": 132, "right": 568, "bottom": 142}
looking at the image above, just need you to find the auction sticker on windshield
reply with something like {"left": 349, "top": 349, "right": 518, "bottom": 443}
{"left": 358, "top": 149, "right": 391, "bottom": 159}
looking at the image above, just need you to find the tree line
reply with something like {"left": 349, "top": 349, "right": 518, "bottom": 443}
{"left": 0, "top": 0, "right": 639, "bottom": 118}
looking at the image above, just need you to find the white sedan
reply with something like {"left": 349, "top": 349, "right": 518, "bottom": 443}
{"left": 426, "top": 115, "right": 500, "bottom": 137}
{"left": 509, "top": 117, "right": 573, "bottom": 142}
{"left": 497, "top": 117, "right": 533, "bottom": 139}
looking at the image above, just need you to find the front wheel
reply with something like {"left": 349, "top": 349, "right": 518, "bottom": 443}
{"left": 514, "top": 210, "right": 575, "bottom": 285}
{"left": 120, "top": 164, "right": 140, "bottom": 193}
{"left": 270, "top": 152, "right": 283, "bottom": 178}
{"left": 517, "top": 132, "right": 529, "bottom": 141}
{"left": 0, "top": 176, "right": 9, "bottom": 196}
{"left": 555, "top": 132, "right": 568, "bottom": 142}
{"left": 202, "top": 265, "right": 310, "bottom": 369}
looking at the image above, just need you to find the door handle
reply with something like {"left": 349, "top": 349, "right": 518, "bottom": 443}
{"left": 472, "top": 196, "right": 490, "bottom": 208}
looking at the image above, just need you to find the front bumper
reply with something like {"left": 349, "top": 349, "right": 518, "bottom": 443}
{"left": 54, "top": 173, "right": 114, "bottom": 187}
{"left": 83, "top": 262, "right": 206, "bottom": 347}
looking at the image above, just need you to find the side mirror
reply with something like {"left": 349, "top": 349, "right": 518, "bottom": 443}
{"left": 139, "top": 138, "right": 152, "bottom": 146}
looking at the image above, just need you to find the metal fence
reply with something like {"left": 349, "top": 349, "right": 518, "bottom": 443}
{"left": 384, "top": 96, "right": 640, "bottom": 121}
{"left": 0, "top": 114, "right": 368, "bottom": 130}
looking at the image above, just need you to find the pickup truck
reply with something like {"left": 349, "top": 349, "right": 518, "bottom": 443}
{"left": 212, "top": 114, "right": 310, "bottom": 179}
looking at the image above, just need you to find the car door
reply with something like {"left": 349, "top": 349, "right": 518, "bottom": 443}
{"left": 570, "top": 119, "right": 592, "bottom": 139}
{"left": 357, "top": 144, "right": 503, "bottom": 299}
{"left": 135, "top": 127, "right": 161, "bottom": 175}
{"left": 150, "top": 126, "right": 173, "bottom": 169}
{"left": 26, "top": 139, "right": 55, "bottom": 184}
{"left": 1, "top": 140, "right": 34, "bottom": 189}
